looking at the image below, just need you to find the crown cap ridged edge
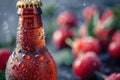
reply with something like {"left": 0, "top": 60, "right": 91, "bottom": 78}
{"left": 16, "top": 0, "right": 42, "bottom": 8}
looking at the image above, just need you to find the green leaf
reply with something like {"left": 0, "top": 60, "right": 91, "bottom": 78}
{"left": 103, "top": 17, "right": 114, "bottom": 30}
{"left": 87, "top": 12, "right": 99, "bottom": 37}
{"left": 65, "top": 38, "right": 73, "bottom": 48}
{"left": 42, "top": 5, "right": 56, "bottom": 18}
{"left": 113, "top": 7, "right": 120, "bottom": 19}
{"left": 54, "top": 49, "right": 75, "bottom": 66}
{"left": 111, "top": 7, "right": 120, "bottom": 30}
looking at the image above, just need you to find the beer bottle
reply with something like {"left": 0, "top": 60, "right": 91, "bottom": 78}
{"left": 5, "top": 0, "right": 57, "bottom": 80}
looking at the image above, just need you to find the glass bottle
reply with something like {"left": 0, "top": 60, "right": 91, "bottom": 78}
{"left": 5, "top": 0, "right": 57, "bottom": 80}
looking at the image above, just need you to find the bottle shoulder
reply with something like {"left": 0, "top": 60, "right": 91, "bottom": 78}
{"left": 11, "top": 48, "right": 53, "bottom": 60}
{"left": 7, "top": 48, "right": 56, "bottom": 71}
{"left": 6, "top": 48, "right": 57, "bottom": 80}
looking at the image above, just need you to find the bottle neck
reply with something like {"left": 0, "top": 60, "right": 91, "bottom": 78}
{"left": 16, "top": 8, "right": 46, "bottom": 53}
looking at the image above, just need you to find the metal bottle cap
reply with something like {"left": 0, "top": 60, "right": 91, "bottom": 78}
{"left": 16, "top": 0, "right": 42, "bottom": 8}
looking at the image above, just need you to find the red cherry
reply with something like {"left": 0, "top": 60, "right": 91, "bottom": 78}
{"left": 95, "top": 27, "right": 112, "bottom": 47}
{"left": 83, "top": 5, "right": 98, "bottom": 21}
{"left": 72, "top": 37, "right": 101, "bottom": 57}
{"left": 105, "top": 73, "right": 120, "bottom": 80}
{"left": 101, "top": 9, "right": 114, "bottom": 23}
{"left": 108, "top": 41, "right": 120, "bottom": 60}
{"left": 95, "top": 10, "right": 114, "bottom": 49}
{"left": 57, "top": 11, "right": 77, "bottom": 28}
{"left": 52, "top": 29, "right": 73, "bottom": 49}
{"left": 111, "top": 30, "right": 120, "bottom": 42}
{"left": 0, "top": 49, "right": 12, "bottom": 70}
{"left": 73, "top": 52, "right": 101, "bottom": 79}
{"left": 95, "top": 21, "right": 114, "bottom": 49}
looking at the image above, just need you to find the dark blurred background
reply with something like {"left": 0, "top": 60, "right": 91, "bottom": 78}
{"left": 0, "top": 0, "right": 120, "bottom": 43}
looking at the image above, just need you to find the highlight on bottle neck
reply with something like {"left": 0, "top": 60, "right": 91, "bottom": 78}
{"left": 16, "top": 0, "right": 42, "bottom": 8}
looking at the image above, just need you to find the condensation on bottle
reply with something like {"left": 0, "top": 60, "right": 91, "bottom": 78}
{"left": 5, "top": 0, "right": 57, "bottom": 80}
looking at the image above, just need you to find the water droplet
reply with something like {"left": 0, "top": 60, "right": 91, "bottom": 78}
{"left": 23, "top": 68, "right": 28, "bottom": 73}
{"left": 35, "top": 54, "right": 39, "bottom": 58}
{"left": 34, "top": 75, "right": 38, "bottom": 79}
{"left": 46, "top": 58, "right": 50, "bottom": 64}
{"left": 36, "top": 63, "right": 40, "bottom": 67}
{"left": 20, "top": 32, "right": 22, "bottom": 35}
{"left": 32, "top": 61, "right": 36, "bottom": 64}
{"left": 23, "top": 54, "right": 31, "bottom": 60}
{"left": 18, "top": 49, "right": 22, "bottom": 53}
{"left": 12, "top": 65, "right": 18, "bottom": 70}
{"left": 83, "top": 3, "right": 86, "bottom": 7}
{"left": 37, "top": 32, "right": 41, "bottom": 36}
{"left": 12, "top": 51, "right": 16, "bottom": 57}
{"left": 22, "top": 54, "right": 25, "bottom": 57}
{"left": 20, "top": 37, "right": 22, "bottom": 40}
{"left": 38, "top": 56, "right": 44, "bottom": 61}
{"left": 16, "top": 58, "right": 21, "bottom": 62}
{"left": 19, "top": 62, "right": 25, "bottom": 68}
{"left": 83, "top": 1, "right": 88, "bottom": 7}
{"left": 26, "top": 47, "right": 31, "bottom": 51}
{"left": 23, "top": 29, "right": 27, "bottom": 32}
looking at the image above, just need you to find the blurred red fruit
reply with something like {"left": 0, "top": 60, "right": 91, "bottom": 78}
{"left": 111, "top": 30, "right": 120, "bottom": 42}
{"left": 73, "top": 52, "right": 101, "bottom": 79}
{"left": 108, "top": 41, "right": 120, "bottom": 60}
{"left": 72, "top": 37, "right": 101, "bottom": 57}
{"left": 95, "top": 21, "right": 114, "bottom": 49}
{"left": 101, "top": 9, "right": 114, "bottom": 23}
{"left": 95, "top": 9, "right": 114, "bottom": 49}
{"left": 0, "top": 49, "right": 12, "bottom": 70}
{"left": 83, "top": 5, "right": 98, "bottom": 21}
{"left": 78, "top": 24, "right": 87, "bottom": 37}
{"left": 57, "top": 11, "right": 77, "bottom": 28}
{"left": 105, "top": 73, "right": 120, "bottom": 80}
{"left": 52, "top": 29, "right": 73, "bottom": 49}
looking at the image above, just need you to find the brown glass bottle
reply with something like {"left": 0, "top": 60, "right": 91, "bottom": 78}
{"left": 5, "top": 1, "right": 57, "bottom": 80}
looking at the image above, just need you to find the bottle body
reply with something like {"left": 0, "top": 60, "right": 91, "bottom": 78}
{"left": 6, "top": 49, "right": 56, "bottom": 80}
{"left": 5, "top": 7, "right": 57, "bottom": 80}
